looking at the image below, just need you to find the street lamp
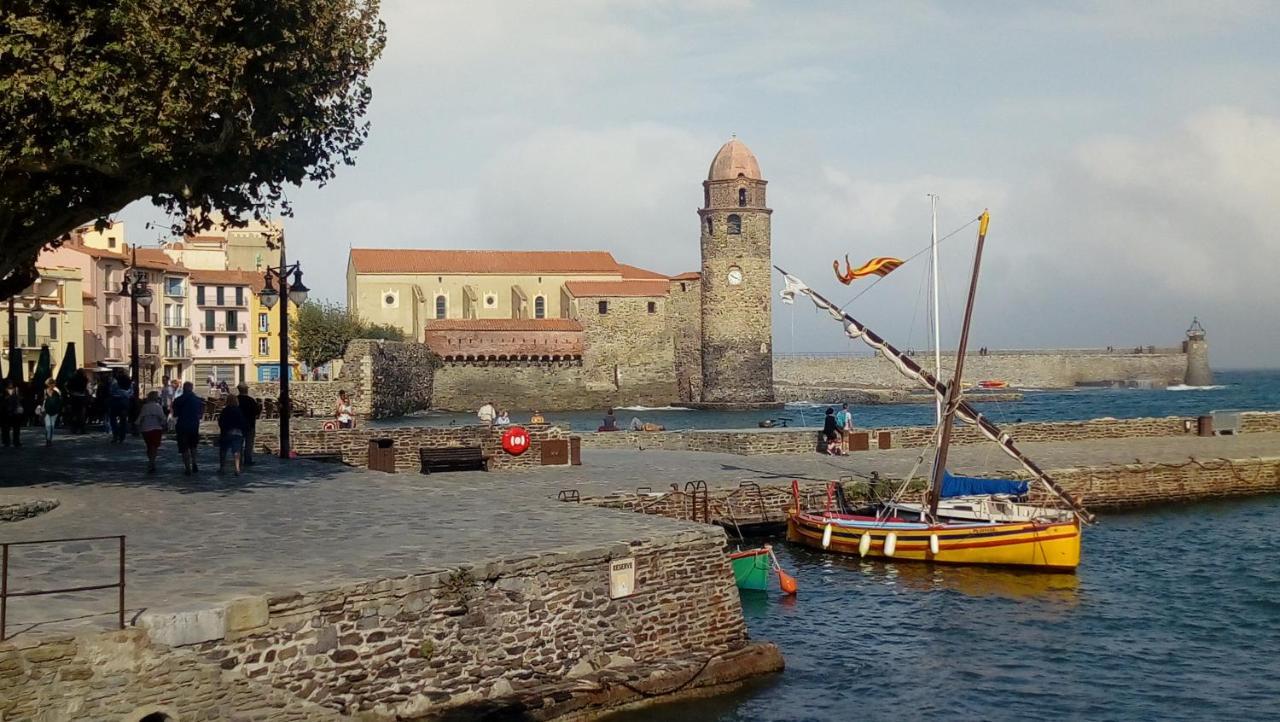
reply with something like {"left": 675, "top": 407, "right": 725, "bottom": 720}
{"left": 117, "top": 247, "right": 153, "bottom": 397}
{"left": 258, "top": 233, "right": 307, "bottom": 459}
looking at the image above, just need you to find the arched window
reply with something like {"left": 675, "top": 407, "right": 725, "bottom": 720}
{"left": 727, "top": 214, "right": 742, "bottom": 235}
{"left": 705, "top": 216, "right": 713, "bottom": 234}
{"left": 534, "top": 296, "right": 546, "bottom": 319}
{"left": 434, "top": 295, "right": 446, "bottom": 319}
{"left": 738, "top": 188, "right": 747, "bottom": 207}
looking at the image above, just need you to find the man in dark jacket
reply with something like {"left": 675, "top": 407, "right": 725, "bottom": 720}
{"left": 235, "top": 383, "right": 261, "bottom": 466}
{"left": 1, "top": 381, "right": 23, "bottom": 448}
{"left": 171, "top": 381, "right": 205, "bottom": 475}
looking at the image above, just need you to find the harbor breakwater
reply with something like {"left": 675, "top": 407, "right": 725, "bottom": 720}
{"left": 774, "top": 348, "right": 1187, "bottom": 391}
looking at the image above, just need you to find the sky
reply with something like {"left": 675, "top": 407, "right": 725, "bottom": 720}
{"left": 117, "top": 0, "right": 1280, "bottom": 368}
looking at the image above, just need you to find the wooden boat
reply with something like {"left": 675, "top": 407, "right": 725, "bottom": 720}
{"left": 787, "top": 482, "right": 1081, "bottom": 571}
{"left": 728, "top": 544, "right": 798, "bottom": 593}
{"left": 777, "top": 211, "right": 1094, "bottom": 572}
{"left": 728, "top": 547, "right": 773, "bottom": 591}
{"left": 978, "top": 379, "right": 1008, "bottom": 389}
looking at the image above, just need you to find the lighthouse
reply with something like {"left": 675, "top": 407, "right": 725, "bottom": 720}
{"left": 1183, "top": 317, "right": 1213, "bottom": 387}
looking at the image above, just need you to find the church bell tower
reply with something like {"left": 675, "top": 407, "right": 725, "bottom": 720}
{"left": 698, "top": 138, "right": 776, "bottom": 405}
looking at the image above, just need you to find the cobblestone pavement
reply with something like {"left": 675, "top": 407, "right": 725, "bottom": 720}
{"left": 2, "top": 430, "right": 1276, "bottom": 638}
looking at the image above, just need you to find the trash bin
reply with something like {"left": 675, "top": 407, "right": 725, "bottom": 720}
{"left": 1197, "top": 415, "right": 1214, "bottom": 437}
{"left": 368, "top": 438, "right": 396, "bottom": 473}
{"left": 569, "top": 436, "right": 582, "bottom": 466}
{"left": 542, "top": 439, "right": 569, "bottom": 465}
{"left": 877, "top": 431, "right": 892, "bottom": 450}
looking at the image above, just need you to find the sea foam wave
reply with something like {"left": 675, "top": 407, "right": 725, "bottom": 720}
{"left": 615, "top": 405, "right": 692, "bottom": 411}
{"left": 1167, "top": 384, "right": 1226, "bottom": 391}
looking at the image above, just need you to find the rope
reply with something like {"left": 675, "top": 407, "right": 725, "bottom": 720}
{"left": 837, "top": 217, "right": 980, "bottom": 312}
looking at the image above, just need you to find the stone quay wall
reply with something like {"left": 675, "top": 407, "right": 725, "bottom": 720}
{"left": 189, "top": 527, "right": 761, "bottom": 719}
{"left": 1035, "top": 456, "right": 1280, "bottom": 510}
{"left": 248, "top": 339, "right": 436, "bottom": 420}
{"left": 433, "top": 359, "right": 677, "bottom": 412}
{"left": 774, "top": 349, "right": 1187, "bottom": 390}
{"left": 579, "top": 481, "right": 831, "bottom": 527}
{"left": 0, "top": 629, "right": 340, "bottom": 721}
{"left": 276, "top": 423, "right": 571, "bottom": 472}
{"left": 579, "top": 412, "right": 1280, "bottom": 456}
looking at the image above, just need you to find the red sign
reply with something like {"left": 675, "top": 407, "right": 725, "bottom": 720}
{"left": 501, "top": 426, "right": 531, "bottom": 456}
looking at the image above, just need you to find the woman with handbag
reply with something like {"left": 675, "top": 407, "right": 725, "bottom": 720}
{"left": 39, "top": 379, "right": 64, "bottom": 447}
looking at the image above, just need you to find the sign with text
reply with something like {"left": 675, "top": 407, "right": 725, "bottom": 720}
{"left": 609, "top": 557, "right": 636, "bottom": 599}
{"left": 501, "top": 426, "right": 531, "bottom": 456}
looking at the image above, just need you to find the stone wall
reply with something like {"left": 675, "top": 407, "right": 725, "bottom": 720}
{"left": 1041, "top": 456, "right": 1280, "bottom": 509}
{"left": 0, "top": 629, "right": 340, "bottom": 721}
{"left": 670, "top": 278, "right": 703, "bottom": 403}
{"left": 579, "top": 412, "right": 1280, "bottom": 456}
{"left": 277, "top": 423, "right": 571, "bottom": 471}
{"left": 432, "top": 359, "right": 675, "bottom": 412}
{"left": 248, "top": 339, "right": 436, "bottom": 420}
{"left": 577, "top": 292, "right": 679, "bottom": 405}
{"left": 0, "top": 498, "right": 59, "bottom": 523}
{"left": 189, "top": 527, "right": 766, "bottom": 719}
{"left": 774, "top": 350, "right": 1187, "bottom": 390}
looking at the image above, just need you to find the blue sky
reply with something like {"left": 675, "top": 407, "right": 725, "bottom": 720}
{"left": 118, "top": 1, "right": 1280, "bottom": 367}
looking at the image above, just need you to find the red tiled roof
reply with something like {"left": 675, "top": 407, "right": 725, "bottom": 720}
{"left": 670, "top": 271, "right": 701, "bottom": 281}
{"left": 563, "top": 280, "right": 670, "bottom": 298}
{"left": 188, "top": 268, "right": 261, "bottom": 286}
{"left": 350, "top": 249, "right": 623, "bottom": 275}
{"left": 133, "top": 248, "right": 186, "bottom": 272}
{"left": 617, "top": 263, "right": 668, "bottom": 280}
{"left": 425, "top": 318, "right": 583, "bottom": 332}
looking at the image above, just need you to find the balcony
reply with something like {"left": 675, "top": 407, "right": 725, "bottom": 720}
{"left": 164, "top": 348, "right": 192, "bottom": 360}
{"left": 195, "top": 296, "right": 249, "bottom": 308}
{"left": 103, "top": 346, "right": 124, "bottom": 360}
{"left": 103, "top": 314, "right": 122, "bottom": 326}
{"left": 200, "top": 323, "right": 248, "bottom": 333}
{"left": 164, "top": 317, "right": 189, "bottom": 329}
{"left": 18, "top": 335, "right": 54, "bottom": 349}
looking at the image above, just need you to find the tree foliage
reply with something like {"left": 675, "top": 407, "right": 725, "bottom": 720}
{"left": 0, "top": 0, "right": 386, "bottom": 296}
{"left": 292, "top": 301, "right": 405, "bottom": 369}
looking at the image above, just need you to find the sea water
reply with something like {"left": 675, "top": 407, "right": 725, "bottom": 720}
{"left": 378, "top": 369, "right": 1280, "bottom": 431}
{"left": 604, "top": 495, "right": 1280, "bottom": 721}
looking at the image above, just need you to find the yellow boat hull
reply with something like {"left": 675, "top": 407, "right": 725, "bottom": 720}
{"left": 787, "top": 512, "right": 1081, "bottom": 572}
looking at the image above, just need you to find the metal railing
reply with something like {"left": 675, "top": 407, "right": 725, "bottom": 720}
{"left": 164, "top": 316, "right": 189, "bottom": 328}
{"left": 103, "top": 314, "right": 122, "bottom": 326}
{"left": 18, "top": 335, "right": 53, "bottom": 349}
{"left": 165, "top": 347, "right": 192, "bottom": 359}
{"left": 1, "top": 535, "right": 125, "bottom": 641}
{"left": 200, "top": 323, "right": 248, "bottom": 333}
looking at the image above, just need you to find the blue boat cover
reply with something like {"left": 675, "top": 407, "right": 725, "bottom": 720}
{"left": 941, "top": 471, "right": 1028, "bottom": 499}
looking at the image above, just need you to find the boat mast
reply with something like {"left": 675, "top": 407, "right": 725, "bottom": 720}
{"left": 928, "top": 193, "right": 942, "bottom": 426}
{"left": 926, "top": 210, "right": 990, "bottom": 520}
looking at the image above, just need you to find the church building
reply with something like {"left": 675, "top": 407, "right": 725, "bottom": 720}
{"left": 346, "top": 138, "right": 776, "bottom": 409}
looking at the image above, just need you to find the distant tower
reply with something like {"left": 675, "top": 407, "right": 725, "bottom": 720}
{"left": 698, "top": 138, "right": 775, "bottom": 405}
{"left": 1184, "top": 317, "right": 1213, "bottom": 386}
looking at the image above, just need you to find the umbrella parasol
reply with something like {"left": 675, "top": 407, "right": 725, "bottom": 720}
{"left": 54, "top": 342, "right": 78, "bottom": 390}
{"left": 4, "top": 346, "right": 22, "bottom": 386}
{"left": 30, "top": 344, "right": 53, "bottom": 390}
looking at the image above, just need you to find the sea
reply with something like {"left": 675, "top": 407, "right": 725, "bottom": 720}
{"left": 603, "top": 495, "right": 1280, "bottom": 721}
{"left": 377, "top": 369, "right": 1280, "bottom": 432}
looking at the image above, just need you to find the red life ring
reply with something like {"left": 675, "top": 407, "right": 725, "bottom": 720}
{"left": 501, "top": 426, "right": 531, "bottom": 456}
{"left": 321, "top": 420, "right": 338, "bottom": 431}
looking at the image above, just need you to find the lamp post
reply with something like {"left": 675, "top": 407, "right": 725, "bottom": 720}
{"left": 257, "top": 233, "right": 308, "bottom": 459}
{"left": 117, "top": 247, "right": 153, "bottom": 397}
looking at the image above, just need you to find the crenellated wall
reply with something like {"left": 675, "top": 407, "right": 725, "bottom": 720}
{"left": 248, "top": 339, "right": 436, "bottom": 419}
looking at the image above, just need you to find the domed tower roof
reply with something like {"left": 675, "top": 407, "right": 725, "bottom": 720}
{"left": 707, "top": 138, "right": 762, "bottom": 181}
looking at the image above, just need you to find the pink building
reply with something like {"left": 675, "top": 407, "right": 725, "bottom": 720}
{"left": 189, "top": 269, "right": 258, "bottom": 387}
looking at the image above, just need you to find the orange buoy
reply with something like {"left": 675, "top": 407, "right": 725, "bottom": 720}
{"left": 777, "top": 568, "right": 799, "bottom": 595}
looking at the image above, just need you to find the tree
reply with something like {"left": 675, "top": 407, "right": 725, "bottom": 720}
{"left": 292, "top": 301, "right": 358, "bottom": 371}
{"left": 357, "top": 322, "right": 405, "bottom": 342}
{"left": 0, "top": 1, "right": 386, "bottom": 297}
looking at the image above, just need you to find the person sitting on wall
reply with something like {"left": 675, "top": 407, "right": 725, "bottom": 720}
{"left": 820, "top": 407, "right": 840, "bottom": 454}
{"left": 477, "top": 400, "right": 496, "bottom": 426}
{"left": 530, "top": 410, "right": 545, "bottom": 424}
{"left": 495, "top": 409, "right": 511, "bottom": 426}
{"left": 598, "top": 408, "right": 619, "bottom": 432}
{"left": 334, "top": 390, "right": 355, "bottom": 429}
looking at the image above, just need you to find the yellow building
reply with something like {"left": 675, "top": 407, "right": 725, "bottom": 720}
{"left": 251, "top": 287, "right": 301, "bottom": 382}
{"left": 1, "top": 265, "right": 85, "bottom": 380}
{"left": 345, "top": 249, "right": 668, "bottom": 339}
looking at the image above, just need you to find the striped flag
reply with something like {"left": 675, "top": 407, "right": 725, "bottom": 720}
{"left": 834, "top": 255, "right": 904, "bottom": 285}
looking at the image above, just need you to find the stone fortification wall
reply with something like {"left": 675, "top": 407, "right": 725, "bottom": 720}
{"left": 248, "top": 339, "right": 435, "bottom": 419}
{"left": 433, "top": 359, "right": 675, "bottom": 412}
{"left": 1039, "top": 456, "right": 1280, "bottom": 509}
{"left": 0, "top": 629, "right": 339, "bottom": 721}
{"left": 578, "top": 292, "right": 679, "bottom": 404}
{"left": 774, "top": 350, "right": 1187, "bottom": 390}
{"left": 579, "top": 412, "right": 1280, "bottom": 456}
{"left": 190, "top": 527, "right": 764, "bottom": 719}
{"left": 278, "top": 423, "right": 570, "bottom": 471}
{"left": 669, "top": 278, "right": 703, "bottom": 403}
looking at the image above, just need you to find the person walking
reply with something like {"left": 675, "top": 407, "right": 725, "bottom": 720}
{"left": 170, "top": 381, "right": 204, "bottom": 475}
{"left": 160, "top": 375, "right": 175, "bottom": 416}
{"left": 66, "top": 368, "right": 89, "bottom": 434}
{"left": 218, "top": 394, "right": 246, "bottom": 475}
{"left": 39, "top": 379, "right": 63, "bottom": 446}
{"left": 1, "top": 381, "right": 22, "bottom": 448}
{"left": 235, "top": 384, "right": 260, "bottom": 466}
{"left": 835, "top": 402, "right": 854, "bottom": 452}
{"left": 108, "top": 370, "right": 132, "bottom": 443}
{"left": 137, "top": 391, "right": 167, "bottom": 474}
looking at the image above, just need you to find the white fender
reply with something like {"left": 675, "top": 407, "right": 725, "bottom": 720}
{"left": 821, "top": 523, "right": 833, "bottom": 549}
{"left": 884, "top": 532, "right": 898, "bottom": 557}
{"left": 858, "top": 532, "right": 871, "bottom": 557}
{"left": 929, "top": 533, "right": 940, "bottom": 555}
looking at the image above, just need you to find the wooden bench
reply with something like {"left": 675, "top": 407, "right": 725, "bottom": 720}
{"left": 419, "top": 446, "right": 489, "bottom": 474}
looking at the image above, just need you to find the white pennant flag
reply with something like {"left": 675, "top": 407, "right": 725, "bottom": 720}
{"left": 779, "top": 274, "right": 807, "bottom": 304}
